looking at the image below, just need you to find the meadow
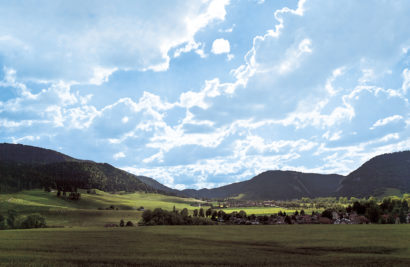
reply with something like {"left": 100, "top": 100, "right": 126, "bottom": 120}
{"left": 1, "top": 190, "right": 410, "bottom": 266}
{"left": 0, "top": 190, "right": 304, "bottom": 227}
{"left": 0, "top": 190, "right": 205, "bottom": 227}
{"left": 0, "top": 225, "right": 409, "bottom": 266}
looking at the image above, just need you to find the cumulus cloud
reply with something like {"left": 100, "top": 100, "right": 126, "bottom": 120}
{"left": 211, "top": 38, "right": 231, "bottom": 54}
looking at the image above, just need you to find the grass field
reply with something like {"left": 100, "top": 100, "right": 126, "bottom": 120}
{"left": 0, "top": 190, "right": 303, "bottom": 227}
{"left": 0, "top": 225, "right": 409, "bottom": 266}
{"left": 0, "top": 190, "right": 205, "bottom": 227}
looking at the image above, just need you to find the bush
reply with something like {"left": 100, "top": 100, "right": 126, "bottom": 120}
{"left": 120, "top": 219, "right": 125, "bottom": 227}
{"left": 0, "top": 214, "right": 7, "bottom": 230}
{"left": 126, "top": 221, "right": 134, "bottom": 227}
{"left": 321, "top": 209, "right": 333, "bottom": 220}
{"left": 20, "top": 214, "right": 47, "bottom": 229}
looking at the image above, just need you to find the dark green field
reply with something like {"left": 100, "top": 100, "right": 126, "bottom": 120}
{"left": 0, "top": 225, "right": 409, "bottom": 266}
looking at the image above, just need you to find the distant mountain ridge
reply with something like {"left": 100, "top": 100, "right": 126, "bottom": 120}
{"left": 336, "top": 151, "right": 410, "bottom": 197}
{"left": 1, "top": 143, "right": 409, "bottom": 199}
{"left": 182, "top": 171, "right": 343, "bottom": 200}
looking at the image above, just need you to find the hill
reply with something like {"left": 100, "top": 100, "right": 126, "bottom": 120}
{"left": 182, "top": 171, "right": 343, "bottom": 200}
{"left": 0, "top": 143, "right": 77, "bottom": 164}
{"left": 136, "top": 176, "right": 181, "bottom": 196}
{"left": 0, "top": 143, "right": 158, "bottom": 194}
{"left": 336, "top": 151, "right": 410, "bottom": 197}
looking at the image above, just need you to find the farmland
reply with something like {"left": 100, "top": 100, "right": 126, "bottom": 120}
{"left": 1, "top": 190, "right": 410, "bottom": 266}
{"left": 0, "top": 225, "right": 409, "bottom": 266}
{"left": 0, "top": 190, "right": 302, "bottom": 227}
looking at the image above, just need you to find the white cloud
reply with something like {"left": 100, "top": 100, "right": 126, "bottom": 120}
{"left": 211, "top": 38, "right": 231, "bottom": 54}
{"left": 113, "top": 152, "right": 125, "bottom": 160}
{"left": 371, "top": 115, "right": 403, "bottom": 129}
{"left": 0, "top": 1, "right": 230, "bottom": 83}
{"left": 89, "top": 67, "right": 118, "bottom": 86}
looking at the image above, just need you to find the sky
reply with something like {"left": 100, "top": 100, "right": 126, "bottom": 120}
{"left": 1, "top": 0, "right": 409, "bottom": 190}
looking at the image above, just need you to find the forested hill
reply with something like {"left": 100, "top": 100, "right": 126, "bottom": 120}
{"left": 182, "top": 151, "right": 410, "bottom": 200}
{"left": 0, "top": 143, "right": 158, "bottom": 194}
{"left": 182, "top": 171, "right": 343, "bottom": 200}
{"left": 336, "top": 151, "right": 410, "bottom": 197}
{"left": 0, "top": 143, "right": 77, "bottom": 164}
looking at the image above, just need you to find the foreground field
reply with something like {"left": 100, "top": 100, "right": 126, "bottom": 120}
{"left": 0, "top": 225, "right": 409, "bottom": 266}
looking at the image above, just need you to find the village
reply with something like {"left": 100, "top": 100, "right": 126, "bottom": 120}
{"left": 219, "top": 210, "right": 410, "bottom": 225}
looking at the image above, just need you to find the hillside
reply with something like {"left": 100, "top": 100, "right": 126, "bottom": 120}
{"left": 0, "top": 143, "right": 77, "bottom": 164}
{"left": 182, "top": 171, "right": 343, "bottom": 200}
{"left": 0, "top": 143, "right": 158, "bottom": 194}
{"left": 336, "top": 151, "right": 410, "bottom": 197}
{"left": 136, "top": 176, "right": 181, "bottom": 196}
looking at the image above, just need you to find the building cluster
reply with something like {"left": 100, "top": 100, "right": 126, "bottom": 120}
{"left": 219, "top": 211, "right": 410, "bottom": 225}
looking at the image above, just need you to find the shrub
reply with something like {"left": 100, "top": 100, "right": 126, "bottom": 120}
{"left": 120, "top": 219, "right": 125, "bottom": 227}
{"left": 0, "top": 214, "right": 7, "bottom": 230}
{"left": 126, "top": 221, "right": 134, "bottom": 227}
{"left": 20, "top": 214, "right": 47, "bottom": 229}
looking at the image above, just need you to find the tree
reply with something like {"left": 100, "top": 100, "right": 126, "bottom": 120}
{"left": 238, "top": 210, "right": 247, "bottom": 219}
{"left": 402, "top": 200, "right": 409, "bottom": 213}
{"left": 206, "top": 208, "right": 212, "bottom": 218}
{"left": 294, "top": 210, "right": 299, "bottom": 216}
{"left": 211, "top": 210, "right": 218, "bottom": 221}
{"left": 0, "top": 214, "right": 7, "bottom": 230}
{"left": 7, "top": 210, "right": 17, "bottom": 229}
{"left": 120, "top": 219, "right": 125, "bottom": 227}
{"left": 300, "top": 209, "right": 305, "bottom": 216}
{"left": 284, "top": 216, "right": 292, "bottom": 224}
{"left": 199, "top": 208, "right": 204, "bottom": 217}
{"left": 366, "top": 205, "right": 381, "bottom": 223}
{"left": 321, "top": 209, "right": 333, "bottom": 220}
{"left": 142, "top": 210, "right": 153, "bottom": 223}
{"left": 193, "top": 209, "right": 199, "bottom": 217}
{"left": 126, "top": 221, "right": 134, "bottom": 227}
{"left": 181, "top": 208, "right": 189, "bottom": 218}
{"left": 352, "top": 201, "right": 366, "bottom": 214}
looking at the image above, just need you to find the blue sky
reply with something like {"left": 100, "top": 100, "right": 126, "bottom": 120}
{"left": 1, "top": 0, "right": 409, "bottom": 189}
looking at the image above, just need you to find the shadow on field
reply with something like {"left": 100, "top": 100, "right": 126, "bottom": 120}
{"left": 190, "top": 238, "right": 401, "bottom": 256}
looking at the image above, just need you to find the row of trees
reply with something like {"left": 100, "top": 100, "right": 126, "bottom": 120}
{"left": 0, "top": 210, "right": 47, "bottom": 230}
{"left": 141, "top": 208, "right": 215, "bottom": 225}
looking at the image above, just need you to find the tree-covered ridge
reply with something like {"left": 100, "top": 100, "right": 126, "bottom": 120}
{"left": 0, "top": 143, "right": 77, "bottom": 164}
{"left": 0, "top": 143, "right": 163, "bottom": 194}
{"left": 0, "top": 161, "right": 161, "bottom": 194}
{"left": 337, "top": 151, "right": 410, "bottom": 197}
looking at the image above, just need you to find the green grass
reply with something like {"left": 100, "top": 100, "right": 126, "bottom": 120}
{"left": 221, "top": 206, "right": 317, "bottom": 215}
{"left": 0, "top": 190, "right": 204, "bottom": 227}
{"left": 0, "top": 190, "right": 306, "bottom": 226}
{"left": 0, "top": 225, "right": 409, "bottom": 266}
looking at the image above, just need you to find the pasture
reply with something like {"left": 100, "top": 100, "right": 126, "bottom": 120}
{"left": 0, "top": 190, "right": 302, "bottom": 226}
{"left": 0, "top": 225, "right": 409, "bottom": 266}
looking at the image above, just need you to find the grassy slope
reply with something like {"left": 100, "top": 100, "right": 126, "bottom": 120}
{"left": 0, "top": 225, "right": 409, "bottom": 266}
{"left": 0, "top": 190, "right": 307, "bottom": 227}
{"left": 0, "top": 190, "right": 204, "bottom": 227}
